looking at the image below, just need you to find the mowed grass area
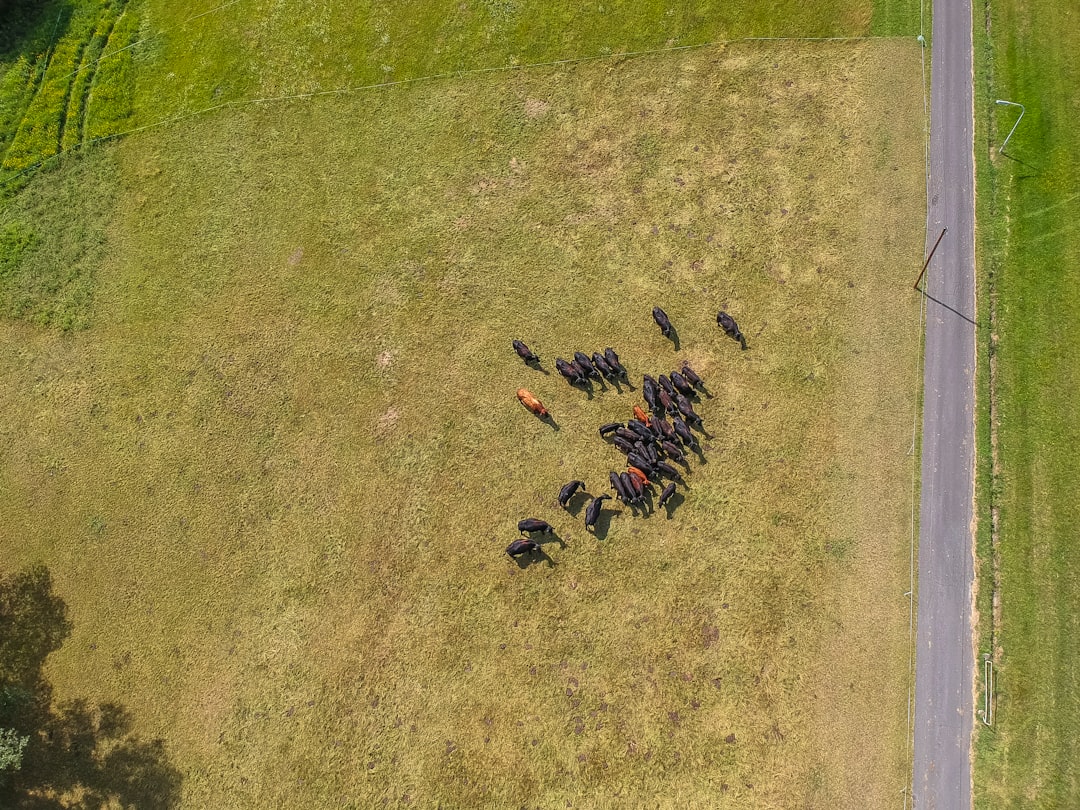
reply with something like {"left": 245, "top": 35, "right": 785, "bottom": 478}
{"left": 0, "top": 39, "right": 924, "bottom": 807}
{"left": 974, "top": 0, "right": 1080, "bottom": 804}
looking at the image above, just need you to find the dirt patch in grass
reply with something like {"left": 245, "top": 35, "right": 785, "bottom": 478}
{"left": 0, "top": 39, "right": 923, "bottom": 808}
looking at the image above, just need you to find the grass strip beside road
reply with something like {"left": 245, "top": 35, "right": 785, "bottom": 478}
{"left": 975, "top": 0, "right": 1080, "bottom": 804}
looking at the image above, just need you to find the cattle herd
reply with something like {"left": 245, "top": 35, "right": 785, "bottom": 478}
{"left": 508, "top": 308, "right": 746, "bottom": 564}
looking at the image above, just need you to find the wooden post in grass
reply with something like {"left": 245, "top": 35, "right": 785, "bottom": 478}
{"left": 913, "top": 227, "right": 948, "bottom": 291}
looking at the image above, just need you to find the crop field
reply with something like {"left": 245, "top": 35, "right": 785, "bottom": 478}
{"left": 1, "top": 3, "right": 924, "bottom": 808}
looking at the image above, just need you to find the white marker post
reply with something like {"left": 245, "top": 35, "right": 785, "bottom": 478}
{"left": 995, "top": 99, "right": 1026, "bottom": 154}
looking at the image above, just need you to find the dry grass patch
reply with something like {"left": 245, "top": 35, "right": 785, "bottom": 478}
{"left": 0, "top": 40, "right": 923, "bottom": 807}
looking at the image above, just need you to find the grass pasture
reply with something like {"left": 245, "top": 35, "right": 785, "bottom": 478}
{"left": 974, "top": 0, "right": 1080, "bottom": 803}
{"left": 0, "top": 38, "right": 925, "bottom": 808}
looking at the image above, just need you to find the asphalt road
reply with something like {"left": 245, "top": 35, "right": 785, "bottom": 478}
{"left": 912, "top": 0, "right": 977, "bottom": 806}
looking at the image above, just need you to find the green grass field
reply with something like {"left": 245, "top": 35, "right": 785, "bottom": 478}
{"left": 1, "top": 3, "right": 925, "bottom": 807}
{"left": 974, "top": 0, "right": 1080, "bottom": 804}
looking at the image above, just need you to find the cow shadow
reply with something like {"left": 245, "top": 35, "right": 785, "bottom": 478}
{"left": 536, "top": 532, "right": 567, "bottom": 550}
{"left": 667, "top": 328, "right": 681, "bottom": 351}
{"left": 589, "top": 506, "right": 619, "bottom": 540}
{"left": 663, "top": 492, "right": 686, "bottom": 519}
{"left": 539, "top": 414, "right": 560, "bottom": 431}
{"left": 564, "top": 492, "right": 590, "bottom": 517}
{"left": 527, "top": 361, "right": 550, "bottom": 376}
{"left": 515, "top": 548, "right": 556, "bottom": 569}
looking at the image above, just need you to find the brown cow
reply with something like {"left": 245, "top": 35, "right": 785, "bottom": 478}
{"left": 516, "top": 389, "right": 548, "bottom": 418}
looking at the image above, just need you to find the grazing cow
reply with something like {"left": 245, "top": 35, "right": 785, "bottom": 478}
{"left": 614, "top": 426, "right": 639, "bottom": 443}
{"left": 676, "top": 395, "right": 703, "bottom": 427}
{"left": 641, "top": 440, "right": 659, "bottom": 465}
{"left": 654, "top": 415, "right": 676, "bottom": 442}
{"left": 506, "top": 538, "right": 539, "bottom": 558}
{"left": 556, "top": 358, "right": 585, "bottom": 385}
{"left": 658, "top": 374, "right": 675, "bottom": 396}
{"left": 585, "top": 495, "right": 611, "bottom": 530}
{"left": 604, "top": 348, "right": 628, "bottom": 379}
{"left": 516, "top": 389, "right": 548, "bottom": 418}
{"left": 626, "top": 452, "right": 655, "bottom": 476}
{"left": 633, "top": 405, "right": 649, "bottom": 424}
{"left": 518, "top": 518, "right": 553, "bottom": 535}
{"left": 512, "top": 340, "right": 539, "bottom": 365}
{"left": 658, "top": 388, "right": 676, "bottom": 416}
{"left": 670, "top": 371, "right": 694, "bottom": 398}
{"left": 613, "top": 436, "right": 637, "bottom": 455}
{"left": 621, "top": 472, "right": 643, "bottom": 504}
{"left": 648, "top": 415, "right": 665, "bottom": 439}
{"left": 655, "top": 460, "right": 683, "bottom": 481}
{"left": 642, "top": 376, "right": 659, "bottom": 410}
{"left": 680, "top": 363, "right": 703, "bottom": 389}
{"left": 658, "top": 482, "right": 677, "bottom": 509}
{"left": 574, "top": 352, "right": 601, "bottom": 380}
{"left": 627, "top": 466, "right": 651, "bottom": 488}
{"left": 673, "top": 417, "right": 698, "bottom": 448}
{"left": 652, "top": 307, "right": 674, "bottom": 339}
{"left": 558, "top": 480, "right": 586, "bottom": 507}
{"left": 717, "top": 311, "right": 747, "bottom": 349}
{"left": 625, "top": 420, "right": 654, "bottom": 441}
{"left": 610, "top": 470, "right": 630, "bottom": 502}
{"left": 598, "top": 422, "right": 622, "bottom": 438}
{"left": 592, "top": 353, "right": 617, "bottom": 379}
{"left": 661, "top": 440, "right": 685, "bottom": 463}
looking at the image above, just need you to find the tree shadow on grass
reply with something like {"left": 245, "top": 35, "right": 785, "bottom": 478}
{"left": 0, "top": 564, "right": 182, "bottom": 809}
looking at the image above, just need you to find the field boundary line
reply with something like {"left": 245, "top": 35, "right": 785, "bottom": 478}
{"left": 904, "top": 17, "right": 932, "bottom": 810}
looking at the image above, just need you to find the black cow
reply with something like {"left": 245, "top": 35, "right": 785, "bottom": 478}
{"left": 506, "top": 538, "right": 539, "bottom": 558}
{"left": 585, "top": 495, "right": 611, "bottom": 530}
{"left": 673, "top": 417, "right": 698, "bottom": 448}
{"left": 642, "top": 375, "right": 659, "bottom": 410}
{"left": 592, "top": 353, "right": 617, "bottom": 380}
{"left": 661, "top": 440, "right": 685, "bottom": 463}
{"left": 518, "top": 518, "right": 553, "bottom": 534}
{"left": 670, "top": 371, "right": 694, "bottom": 398}
{"left": 717, "top": 311, "right": 747, "bottom": 349}
{"left": 653, "top": 415, "right": 676, "bottom": 442}
{"left": 558, "top": 480, "right": 586, "bottom": 508}
{"left": 613, "top": 436, "right": 636, "bottom": 455}
{"left": 610, "top": 471, "right": 629, "bottom": 502}
{"left": 556, "top": 357, "right": 585, "bottom": 385}
{"left": 676, "top": 395, "right": 703, "bottom": 427}
{"left": 614, "top": 427, "right": 639, "bottom": 443}
{"left": 652, "top": 307, "right": 674, "bottom": 339}
{"left": 574, "top": 352, "right": 601, "bottom": 380}
{"left": 626, "top": 420, "right": 654, "bottom": 441}
{"left": 626, "top": 452, "right": 655, "bottom": 476}
{"left": 604, "top": 348, "right": 628, "bottom": 379}
{"left": 598, "top": 422, "right": 622, "bottom": 438}
{"left": 622, "top": 471, "right": 644, "bottom": 503}
{"left": 658, "top": 374, "right": 675, "bottom": 396}
{"left": 641, "top": 440, "right": 659, "bottom": 465}
{"left": 680, "top": 363, "right": 704, "bottom": 389}
{"left": 655, "top": 460, "right": 683, "bottom": 481}
{"left": 658, "top": 482, "right": 676, "bottom": 508}
{"left": 512, "top": 340, "right": 539, "bottom": 365}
